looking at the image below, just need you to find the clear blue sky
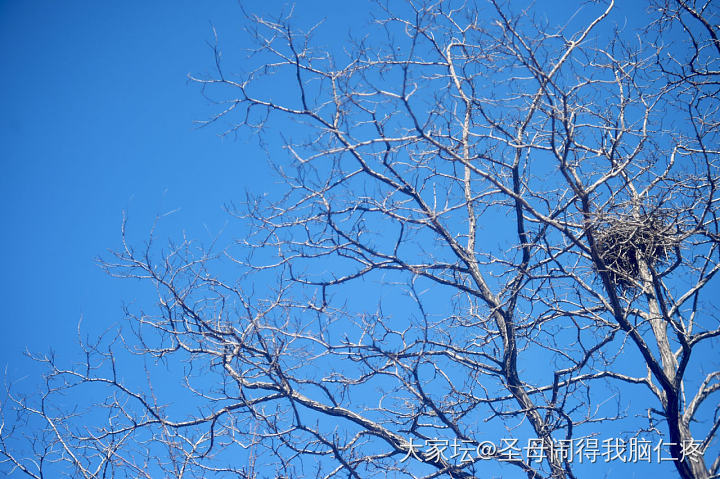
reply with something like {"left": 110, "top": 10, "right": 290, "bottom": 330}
{"left": 1, "top": 1, "right": 234, "bottom": 372}
{"left": 0, "top": 0, "right": 368, "bottom": 371}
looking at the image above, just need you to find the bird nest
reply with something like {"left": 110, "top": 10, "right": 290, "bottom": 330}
{"left": 592, "top": 211, "right": 677, "bottom": 290}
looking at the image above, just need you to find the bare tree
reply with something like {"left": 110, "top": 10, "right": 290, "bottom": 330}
{"left": 2, "top": 1, "right": 719, "bottom": 478}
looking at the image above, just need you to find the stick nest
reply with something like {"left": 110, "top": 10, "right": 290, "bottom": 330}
{"left": 593, "top": 211, "right": 677, "bottom": 289}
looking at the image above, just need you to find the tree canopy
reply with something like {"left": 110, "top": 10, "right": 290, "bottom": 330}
{"left": 2, "top": 1, "right": 719, "bottom": 478}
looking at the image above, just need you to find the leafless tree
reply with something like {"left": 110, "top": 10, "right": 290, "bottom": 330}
{"left": 2, "top": 1, "right": 719, "bottom": 478}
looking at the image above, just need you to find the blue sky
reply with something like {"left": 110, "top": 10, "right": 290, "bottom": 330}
{"left": 0, "top": 1, "right": 368, "bottom": 369}
{"left": 0, "top": 2, "right": 373, "bottom": 472}
{"left": 1, "top": 1, "right": 234, "bottom": 363}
